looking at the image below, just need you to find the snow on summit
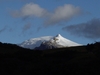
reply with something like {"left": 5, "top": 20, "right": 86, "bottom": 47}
{"left": 51, "top": 34, "right": 80, "bottom": 47}
{"left": 19, "top": 36, "right": 53, "bottom": 49}
{"left": 19, "top": 34, "right": 81, "bottom": 49}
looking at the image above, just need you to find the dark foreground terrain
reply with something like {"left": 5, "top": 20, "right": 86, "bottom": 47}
{"left": 0, "top": 42, "right": 100, "bottom": 75}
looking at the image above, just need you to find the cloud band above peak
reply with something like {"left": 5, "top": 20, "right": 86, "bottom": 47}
{"left": 11, "top": 3, "right": 82, "bottom": 26}
{"left": 44, "top": 4, "right": 81, "bottom": 26}
{"left": 12, "top": 3, "right": 48, "bottom": 18}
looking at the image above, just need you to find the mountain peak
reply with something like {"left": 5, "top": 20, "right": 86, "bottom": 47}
{"left": 56, "top": 34, "right": 62, "bottom": 37}
{"left": 19, "top": 34, "right": 81, "bottom": 49}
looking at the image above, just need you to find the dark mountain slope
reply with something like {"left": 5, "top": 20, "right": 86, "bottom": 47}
{"left": 0, "top": 42, "right": 100, "bottom": 75}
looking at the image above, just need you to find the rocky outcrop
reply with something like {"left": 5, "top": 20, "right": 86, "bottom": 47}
{"left": 34, "top": 41, "right": 64, "bottom": 50}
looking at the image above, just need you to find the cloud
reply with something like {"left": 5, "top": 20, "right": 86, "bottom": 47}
{"left": 12, "top": 3, "right": 48, "bottom": 18}
{"left": 11, "top": 3, "right": 82, "bottom": 26}
{"left": 37, "top": 26, "right": 42, "bottom": 32}
{"left": 62, "top": 18, "right": 100, "bottom": 39}
{"left": 22, "top": 23, "right": 32, "bottom": 33}
{"left": 0, "top": 0, "right": 30, "bottom": 2}
{"left": 0, "top": 26, "right": 6, "bottom": 34}
{"left": 44, "top": 4, "right": 82, "bottom": 26}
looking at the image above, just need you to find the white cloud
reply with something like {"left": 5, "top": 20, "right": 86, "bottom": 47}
{"left": 45, "top": 4, "right": 81, "bottom": 26}
{"left": 11, "top": 3, "right": 82, "bottom": 26}
{"left": 12, "top": 3, "right": 48, "bottom": 18}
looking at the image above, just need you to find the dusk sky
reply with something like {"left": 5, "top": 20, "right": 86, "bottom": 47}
{"left": 0, "top": 0, "right": 100, "bottom": 45}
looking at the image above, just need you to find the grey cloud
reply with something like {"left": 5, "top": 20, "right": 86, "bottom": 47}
{"left": 62, "top": 18, "right": 100, "bottom": 39}
{"left": 0, "top": 26, "right": 6, "bottom": 33}
{"left": 22, "top": 23, "right": 32, "bottom": 33}
{"left": 44, "top": 4, "right": 82, "bottom": 26}
{"left": 8, "top": 28, "right": 13, "bottom": 32}
{"left": 37, "top": 26, "right": 42, "bottom": 32}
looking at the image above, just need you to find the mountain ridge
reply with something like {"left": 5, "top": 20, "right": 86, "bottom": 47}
{"left": 19, "top": 34, "right": 81, "bottom": 49}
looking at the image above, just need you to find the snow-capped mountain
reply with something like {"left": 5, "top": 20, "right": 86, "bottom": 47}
{"left": 19, "top": 34, "right": 81, "bottom": 49}
{"left": 19, "top": 36, "right": 53, "bottom": 49}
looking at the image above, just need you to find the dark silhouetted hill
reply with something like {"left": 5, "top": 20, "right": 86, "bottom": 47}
{"left": 0, "top": 42, "right": 100, "bottom": 75}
